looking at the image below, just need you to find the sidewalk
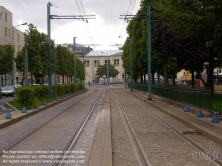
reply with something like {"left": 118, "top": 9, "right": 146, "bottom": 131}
{"left": 130, "top": 89, "right": 222, "bottom": 146}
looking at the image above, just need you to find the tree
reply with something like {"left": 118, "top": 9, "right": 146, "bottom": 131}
{"left": 154, "top": 0, "right": 222, "bottom": 91}
{"left": 96, "top": 64, "right": 119, "bottom": 78}
{"left": 76, "top": 59, "right": 85, "bottom": 82}
{"left": 0, "top": 44, "right": 14, "bottom": 86}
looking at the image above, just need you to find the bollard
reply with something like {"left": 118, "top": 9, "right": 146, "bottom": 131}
{"left": 21, "top": 106, "right": 27, "bottom": 113}
{"left": 43, "top": 101, "right": 47, "bottom": 105}
{"left": 35, "top": 104, "right": 38, "bottom": 109}
{"left": 50, "top": 99, "right": 54, "bottom": 103}
{"left": 5, "top": 112, "right": 11, "bottom": 119}
{"left": 56, "top": 97, "right": 59, "bottom": 101}
{"left": 183, "top": 106, "right": 189, "bottom": 112}
{"left": 212, "top": 114, "right": 219, "bottom": 123}
{"left": 197, "top": 110, "right": 204, "bottom": 117}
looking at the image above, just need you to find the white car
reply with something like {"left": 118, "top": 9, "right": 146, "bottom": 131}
{"left": 2, "top": 86, "right": 15, "bottom": 97}
{"left": 14, "top": 84, "right": 22, "bottom": 88}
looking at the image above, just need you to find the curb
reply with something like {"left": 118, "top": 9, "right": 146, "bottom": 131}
{"left": 0, "top": 90, "right": 88, "bottom": 129}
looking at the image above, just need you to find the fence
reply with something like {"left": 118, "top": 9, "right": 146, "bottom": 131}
{"left": 129, "top": 83, "right": 222, "bottom": 113}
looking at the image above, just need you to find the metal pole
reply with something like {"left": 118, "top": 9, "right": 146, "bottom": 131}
{"left": 130, "top": 38, "right": 132, "bottom": 92}
{"left": 124, "top": 73, "right": 126, "bottom": 89}
{"left": 25, "top": 36, "right": 28, "bottom": 86}
{"left": 73, "top": 37, "right": 76, "bottom": 84}
{"left": 107, "top": 57, "right": 109, "bottom": 86}
{"left": 11, "top": 27, "right": 14, "bottom": 86}
{"left": 92, "top": 60, "right": 94, "bottom": 86}
{"left": 47, "top": 2, "right": 52, "bottom": 102}
{"left": 82, "top": 48, "right": 85, "bottom": 86}
{"left": 147, "top": 5, "right": 152, "bottom": 100}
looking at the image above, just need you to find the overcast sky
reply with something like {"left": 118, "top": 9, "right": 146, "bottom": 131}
{"left": 1, "top": 0, "right": 141, "bottom": 50}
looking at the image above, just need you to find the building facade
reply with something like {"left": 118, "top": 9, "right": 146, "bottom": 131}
{"left": 84, "top": 50, "right": 124, "bottom": 84}
{"left": 0, "top": 6, "right": 25, "bottom": 86}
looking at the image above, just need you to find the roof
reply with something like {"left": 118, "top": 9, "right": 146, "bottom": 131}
{"left": 85, "top": 50, "right": 123, "bottom": 57}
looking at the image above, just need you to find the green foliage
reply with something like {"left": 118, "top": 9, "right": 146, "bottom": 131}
{"left": 96, "top": 64, "right": 119, "bottom": 78}
{"left": 0, "top": 44, "right": 14, "bottom": 76}
{"left": 32, "top": 85, "right": 48, "bottom": 98}
{"left": 15, "top": 50, "right": 25, "bottom": 72}
{"left": 10, "top": 83, "right": 85, "bottom": 110}
{"left": 15, "top": 87, "right": 34, "bottom": 107}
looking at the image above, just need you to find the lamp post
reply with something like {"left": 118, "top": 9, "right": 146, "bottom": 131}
{"left": 73, "top": 37, "right": 76, "bottom": 84}
{"left": 24, "top": 36, "right": 28, "bottom": 86}
{"left": 92, "top": 59, "right": 94, "bottom": 86}
{"left": 11, "top": 22, "right": 27, "bottom": 86}
{"left": 47, "top": 2, "right": 53, "bottom": 102}
{"left": 107, "top": 57, "right": 109, "bottom": 86}
{"left": 147, "top": 5, "right": 152, "bottom": 100}
{"left": 130, "top": 38, "right": 133, "bottom": 92}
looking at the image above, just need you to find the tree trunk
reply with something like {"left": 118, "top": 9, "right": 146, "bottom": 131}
{"left": 31, "top": 73, "right": 33, "bottom": 86}
{"left": 172, "top": 73, "right": 176, "bottom": 85}
{"left": 144, "top": 74, "right": 146, "bottom": 84}
{"left": 152, "top": 72, "right": 155, "bottom": 85}
{"left": 141, "top": 74, "right": 143, "bottom": 84}
{"left": 191, "top": 68, "right": 195, "bottom": 86}
{"left": 208, "top": 47, "right": 215, "bottom": 94}
{"left": 62, "top": 75, "right": 64, "bottom": 84}
{"left": 163, "top": 59, "right": 168, "bottom": 85}
{"left": 4, "top": 73, "right": 6, "bottom": 86}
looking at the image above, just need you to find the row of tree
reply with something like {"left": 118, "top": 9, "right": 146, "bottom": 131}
{"left": 14, "top": 24, "right": 85, "bottom": 85}
{"left": 0, "top": 44, "right": 14, "bottom": 86}
{"left": 122, "top": 0, "right": 222, "bottom": 92}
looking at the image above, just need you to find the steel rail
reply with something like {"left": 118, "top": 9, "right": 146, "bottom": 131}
{"left": 0, "top": 90, "right": 96, "bottom": 156}
{"left": 126, "top": 90, "right": 222, "bottom": 166}
{"left": 56, "top": 89, "right": 104, "bottom": 166}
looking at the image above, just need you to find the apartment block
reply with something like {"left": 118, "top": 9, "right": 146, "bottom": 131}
{"left": 0, "top": 6, "right": 25, "bottom": 86}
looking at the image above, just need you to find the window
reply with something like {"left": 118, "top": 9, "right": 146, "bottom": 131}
{"left": 84, "top": 60, "right": 90, "bottom": 67}
{"left": 5, "top": 27, "right": 7, "bottom": 36}
{"left": 94, "top": 60, "right": 100, "bottom": 67}
{"left": 5, "top": 12, "right": 7, "bottom": 22}
{"left": 18, "top": 34, "right": 19, "bottom": 41}
{"left": 105, "top": 60, "right": 110, "bottom": 64}
{"left": 18, "top": 46, "right": 20, "bottom": 52}
{"left": 114, "top": 59, "right": 119, "bottom": 66}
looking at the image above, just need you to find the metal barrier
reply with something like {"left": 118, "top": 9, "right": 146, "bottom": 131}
{"left": 130, "top": 83, "right": 214, "bottom": 112}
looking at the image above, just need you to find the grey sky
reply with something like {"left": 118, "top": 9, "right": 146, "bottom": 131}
{"left": 1, "top": 0, "right": 141, "bottom": 50}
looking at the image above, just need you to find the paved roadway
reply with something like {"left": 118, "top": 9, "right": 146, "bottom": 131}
{"left": 0, "top": 96, "right": 15, "bottom": 115}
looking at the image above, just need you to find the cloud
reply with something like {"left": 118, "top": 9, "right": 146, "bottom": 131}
{"left": 1, "top": 0, "right": 140, "bottom": 50}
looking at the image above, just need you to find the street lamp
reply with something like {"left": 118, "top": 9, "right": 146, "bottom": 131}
{"left": 11, "top": 22, "right": 27, "bottom": 86}
{"left": 129, "top": 38, "right": 133, "bottom": 92}
{"left": 147, "top": 5, "right": 152, "bottom": 100}
{"left": 73, "top": 37, "right": 77, "bottom": 84}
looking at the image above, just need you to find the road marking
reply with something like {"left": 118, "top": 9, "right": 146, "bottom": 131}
{"left": 0, "top": 105, "right": 7, "bottom": 111}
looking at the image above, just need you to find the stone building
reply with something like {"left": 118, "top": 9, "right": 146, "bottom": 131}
{"left": 84, "top": 50, "right": 124, "bottom": 85}
{"left": 0, "top": 6, "right": 25, "bottom": 86}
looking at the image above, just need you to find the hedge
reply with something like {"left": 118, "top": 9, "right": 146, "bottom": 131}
{"left": 14, "top": 83, "right": 84, "bottom": 107}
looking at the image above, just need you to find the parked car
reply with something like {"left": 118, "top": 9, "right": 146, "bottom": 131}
{"left": 14, "top": 84, "right": 22, "bottom": 88}
{"left": 2, "top": 86, "right": 15, "bottom": 97}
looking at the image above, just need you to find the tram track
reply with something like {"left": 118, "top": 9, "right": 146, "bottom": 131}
{"left": 112, "top": 89, "right": 222, "bottom": 166}
{"left": 56, "top": 89, "right": 104, "bottom": 166}
{"left": 0, "top": 89, "right": 103, "bottom": 158}
{"left": 111, "top": 89, "right": 152, "bottom": 166}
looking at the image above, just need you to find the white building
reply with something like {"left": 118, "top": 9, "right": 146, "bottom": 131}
{"left": 84, "top": 50, "right": 124, "bottom": 84}
{"left": 0, "top": 6, "right": 25, "bottom": 86}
